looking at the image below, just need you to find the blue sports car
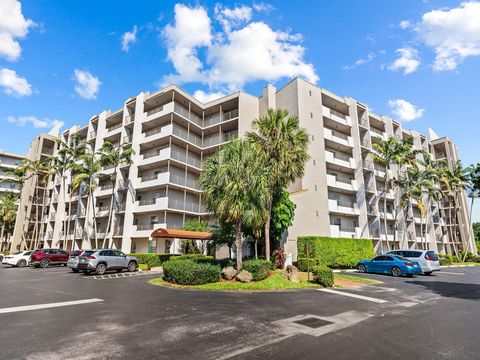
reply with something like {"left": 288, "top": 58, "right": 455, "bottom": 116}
{"left": 356, "top": 254, "right": 422, "bottom": 277}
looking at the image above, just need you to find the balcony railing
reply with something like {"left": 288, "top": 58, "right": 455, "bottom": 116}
{"left": 107, "top": 123, "right": 122, "bottom": 132}
{"left": 173, "top": 102, "right": 203, "bottom": 126}
{"left": 124, "top": 114, "right": 135, "bottom": 124}
{"left": 337, "top": 200, "right": 355, "bottom": 208}
{"left": 361, "top": 139, "right": 371, "bottom": 148}
{"left": 139, "top": 198, "right": 156, "bottom": 206}
{"left": 146, "top": 105, "right": 164, "bottom": 117}
{"left": 123, "top": 136, "right": 132, "bottom": 144}
{"left": 335, "top": 176, "right": 354, "bottom": 185}
{"left": 330, "top": 108, "right": 348, "bottom": 120}
{"left": 172, "top": 126, "right": 203, "bottom": 146}
{"left": 114, "top": 226, "right": 123, "bottom": 236}
{"left": 99, "top": 183, "right": 114, "bottom": 191}
{"left": 339, "top": 225, "right": 357, "bottom": 232}
{"left": 118, "top": 180, "right": 129, "bottom": 190}
{"left": 171, "top": 148, "right": 202, "bottom": 168}
{"left": 145, "top": 126, "right": 166, "bottom": 137}
{"left": 90, "top": 131, "right": 97, "bottom": 138}
{"left": 137, "top": 223, "right": 155, "bottom": 231}
{"left": 370, "top": 127, "right": 385, "bottom": 136}
{"left": 331, "top": 130, "right": 349, "bottom": 140}
{"left": 142, "top": 147, "right": 167, "bottom": 159}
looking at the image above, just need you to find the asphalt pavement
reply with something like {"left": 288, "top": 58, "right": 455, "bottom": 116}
{"left": 0, "top": 264, "right": 479, "bottom": 360}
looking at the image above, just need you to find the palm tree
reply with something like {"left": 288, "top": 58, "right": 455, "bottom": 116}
{"left": 0, "top": 192, "right": 19, "bottom": 249}
{"left": 199, "top": 139, "right": 269, "bottom": 271}
{"left": 369, "top": 137, "right": 415, "bottom": 250}
{"left": 71, "top": 143, "right": 103, "bottom": 249}
{"left": 464, "top": 163, "right": 480, "bottom": 260}
{"left": 97, "top": 141, "right": 134, "bottom": 248}
{"left": 181, "top": 219, "right": 209, "bottom": 254}
{"left": 246, "top": 109, "right": 309, "bottom": 260}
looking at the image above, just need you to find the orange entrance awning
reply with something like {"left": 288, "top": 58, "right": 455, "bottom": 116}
{"left": 151, "top": 228, "right": 212, "bottom": 240}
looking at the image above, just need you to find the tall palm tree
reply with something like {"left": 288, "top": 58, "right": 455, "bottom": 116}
{"left": 199, "top": 139, "right": 269, "bottom": 271}
{"left": 97, "top": 141, "right": 134, "bottom": 248}
{"left": 464, "top": 163, "right": 480, "bottom": 259}
{"left": 246, "top": 109, "right": 309, "bottom": 260}
{"left": 71, "top": 143, "right": 103, "bottom": 249}
{"left": 0, "top": 192, "right": 19, "bottom": 248}
{"left": 369, "top": 137, "right": 415, "bottom": 250}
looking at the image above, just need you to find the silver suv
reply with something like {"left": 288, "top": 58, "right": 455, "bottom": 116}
{"left": 386, "top": 250, "right": 440, "bottom": 275}
{"left": 77, "top": 249, "right": 138, "bottom": 275}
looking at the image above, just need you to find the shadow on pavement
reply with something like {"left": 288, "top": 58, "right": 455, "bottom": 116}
{"left": 406, "top": 280, "right": 480, "bottom": 301}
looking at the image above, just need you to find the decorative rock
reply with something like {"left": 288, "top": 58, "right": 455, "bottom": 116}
{"left": 236, "top": 270, "right": 253, "bottom": 283}
{"left": 222, "top": 266, "right": 237, "bottom": 280}
{"left": 286, "top": 265, "right": 299, "bottom": 283}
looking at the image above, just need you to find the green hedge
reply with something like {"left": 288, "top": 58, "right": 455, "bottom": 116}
{"left": 297, "top": 258, "right": 319, "bottom": 272}
{"left": 129, "top": 253, "right": 180, "bottom": 268}
{"left": 170, "top": 254, "right": 214, "bottom": 263}
{"left": 242, "top": 259, "right": 271, "bottom": 281}
{"left": 311, "top": 266, "right": 334, "bottom": 287}
{"left": 163, "top": 259, "right": 221, "bottom": 285}
{"left": 297, "top": 236, "right": 374, "bottom": 269}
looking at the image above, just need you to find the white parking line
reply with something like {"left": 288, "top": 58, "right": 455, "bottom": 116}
{"left": 436, "top": 271, "right": 465, "bottom": 276}
{"left": 0, "top": 298, "right": 104, "bottom": 314}
{"left": 317, "top": 288, "right": 388, "bottom": 303}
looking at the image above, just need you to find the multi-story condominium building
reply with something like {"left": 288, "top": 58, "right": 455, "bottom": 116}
{"left": 10, "top": 78, "right": 476, "bottom": 258}
{"left": 0, "top": 150, "right": 25, "bottom": 251}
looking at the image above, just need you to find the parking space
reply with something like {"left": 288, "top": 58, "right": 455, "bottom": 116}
{"left": 0, "top": 265, "right": 479, "bottom": 359}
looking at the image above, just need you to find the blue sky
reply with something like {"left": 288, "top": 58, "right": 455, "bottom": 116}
{"left": 1, "top": 1, "right": 479, "bottom": 217}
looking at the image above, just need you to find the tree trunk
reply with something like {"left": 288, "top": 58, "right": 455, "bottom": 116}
{"left": 424, "top": 195, "right": 431, "bottom": 250}
{"left": 383, "top": 191, "right": 390, "bottom": 251}
{"left": 255, "top": 238, "right": 258, "bottom": 259}
{"left": 65, "top": 175, "right": 73, "bottom": 251}
{"left": 104, "top": 167, "right": 117, "bottom": 249}
{"left": 235, "top": 219, "right": 243, "bottom": 272}
{"left": 0, "top": 224, "right": 4, "bottom": 246}
{"left": 264, "top": 198, "right": 273, "bottom": 261}
{"left": 62, "top": 175, "right": 67, "bottom": 250}
{"left": 91, "top": 188, "right": 98, "bottom": 249}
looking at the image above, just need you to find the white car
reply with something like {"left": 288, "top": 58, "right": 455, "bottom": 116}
{"left": 2, "top": 251, "right": 32, "bottom": 267}
{"left": 386, "top": 250, "right": 441, "bottom": 275}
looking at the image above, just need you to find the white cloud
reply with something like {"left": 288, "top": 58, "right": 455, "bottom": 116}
{"left": 7, "top": 115, "right": 64, "bottom": 129}
{"left": 387, "top": 99, "right": 425, "bottom": 122}
{"left": 193, "top": 90, "right": 227, "bottom": 103}
{"left": 388, "top": 47, "right": 420, "bottom": 75}
{"left": 0, "top": 67, "right": 32, "bottom": 97}
{"left": 73, "top": 69, "right": 101, "bottom": 100}
{"left": 342, "top": 53, "right": 375, "bottom": 70}
{"left": 252, "top": 3, "right": 275, "bottom": 13}
{"left": 121, "top": 25, "right": 138, "bottom": 52}
{"left": 399, "top": 20, "right": 410, "bottom": 29}
{"left": 215, "top": 5, "right": 252, "bottom": 32}
{"left": 161, "top": 4, "right": 318, "bottom": 92}
{"left": 0, "top": 0, "right": 34, "bottom": 61}
{"left": 416, "top": 1, "right": 480, "bottom": 71}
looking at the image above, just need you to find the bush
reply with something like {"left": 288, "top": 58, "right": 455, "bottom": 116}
{"left": 169, "top": 254, "right": 214, "bottom": 263}
{"left": 242, "top": 259, "right": 271, "bottom": 281}
{"left": 215, "top": 258, "right": 236, "bottom": 269}
{"left": 439, "top": 258, "right": 452, "bottom": 266}
{"left": 311, "top": 266, "right": 334, "bottom": 287}
{"left": 128, "top": 253, "right": 180, "bottom": 268}
{"left": 272, "top": 248, "right": 286, "bottom": 269}
{"left": 297, "top": 237, "right": 374, "bottom": 269}
{"left": 472, "top": 255, "right": 480, "bottom": 263}
{"left": 163, "top": 259, "right": 221, "bottom": 285}
{"left": 297, "top": 258, "right": 319, "bottom": 272}
{"left": 138, "top": 264, "right": 150, "bottom": 271}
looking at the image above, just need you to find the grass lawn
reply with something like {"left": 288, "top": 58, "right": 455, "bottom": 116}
{"left": 149, "top": 271, "right": 381, "bottom": 291}
{"left": 333, "top": 273, "right": 382, "bottom": 285}
{"left": 448, "top": 262, "right": 480, "bottom": 266}
{"left": 149, "top": 272, "right": 321, "bottom": 291}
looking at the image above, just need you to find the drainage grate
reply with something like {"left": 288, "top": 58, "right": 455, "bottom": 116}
{"left": 293, "top": 317, "right": 333, "bottom": 329}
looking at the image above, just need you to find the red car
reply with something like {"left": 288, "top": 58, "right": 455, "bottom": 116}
{"left": 30, "top": 249, "right": 69, "bottom": 268}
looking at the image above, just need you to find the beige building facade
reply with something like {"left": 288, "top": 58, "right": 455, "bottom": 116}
{"left": 11, "top": 78, "right": 477, "bottom": 258}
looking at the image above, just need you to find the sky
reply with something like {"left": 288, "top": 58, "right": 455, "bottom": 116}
{"left": 0, "top": 0, "right": 479, "bottom": 218}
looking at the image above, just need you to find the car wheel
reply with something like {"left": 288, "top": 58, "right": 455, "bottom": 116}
{"left": 17, "top": 259, "right": 27, "bottom": 267}
{"left": 357, "top": 264, "right": 366, "bottom": 273}
{"left": 424, "top": 271, "right": 432, "bottom": 276}
{"left": 127, "top": 261, "right": 137, "bottom": 272}
{"left": 39, "top": 259, "right": 50, "bottom": 268}
{"left": 95, "top": 263, "right": 106, "bottom": 275}
{"left": 391, "top": 266, "right": 402, "bottom": 277}
{"left": 72, "top": 268, "right": 79, "bottom": 273}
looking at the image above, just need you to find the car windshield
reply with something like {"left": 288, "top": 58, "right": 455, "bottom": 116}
{"left": 14, "top": 251, "right": 23, "bottom": 255}
{"left": 82, "top": 251, "right": 94, "bottom": 257}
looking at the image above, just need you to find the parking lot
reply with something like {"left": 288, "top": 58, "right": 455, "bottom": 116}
{"left": 1, "top": 265, "right": 479, "bottom": 359}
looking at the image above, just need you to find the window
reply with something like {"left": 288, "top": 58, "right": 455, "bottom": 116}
{"left": 332, "top": 218, "right": 341, "bottom": 226}
{"left": 311, "top": 135, "right": 315, "bottom": 141}
{"left": 409, "top": 251, "right": 422, "bottom": 258}
{"left": 310, "top": 112, "right": 313, "bottom": 118}
{"left": 373, "top": 256, "right": 385, "bottom": 261}
{"left": 58, "top": 250, "right": 67, "bottom": 255}
{"left": 314, "top": 185, "right": 317, "bottom": 191}
{"left": 115, "top": 250, "right": 125, "bottom": 257}
{"left": 154, "top": 170, "right": 162, "bottom": 176}
{"left": 384, "top": 256, "right": 394, "bottom": 261}
{"left": 309, "top": 90, "right": 312, "bottom": 96}
{"left": 48, "top": 249, "right": 57, "bottom": 254}
{"left": 313, "top": 159, "right": 316, "bottom": 166}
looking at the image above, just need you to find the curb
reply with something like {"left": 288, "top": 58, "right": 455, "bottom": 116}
{"left": 440, "top": 264, "right": 477, "bottom": 268}
{"left": 332, "top": 269, "right": 357, "bottom": 273}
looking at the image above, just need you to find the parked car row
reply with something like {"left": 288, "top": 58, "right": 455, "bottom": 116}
{"left": 356, "top": 249, "right": 441, "bottom": 277}
{"left": 2, "top": 248, "right": 138, "bottom": 275}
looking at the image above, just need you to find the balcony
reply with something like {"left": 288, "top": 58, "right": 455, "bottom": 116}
{"left": 203, "top": 130, "right": 238, "bottom": 148}
{"left": 124, "top": 114, "right": 135, "bottom": 125}
{"left": 326, "top": 174, "right": 357, "bottom": 192}
{"left": 328, "top": 199, "right": 359, "bottom": 215}
{"left": 139, "top": 147, "right": 170, "bottom": 166}
{"left": 137, "top": 172, "right": 170, "bottom": 190}
{"left": 204, "top": 108, "right": 239, "bottom": 128}
{"left": 380, "top": 232, "right": 395, "bottom": 241}
{"left": 143, "top": 123, "right": 173, "bottom": 142}
{"left": 107, "top": 122, "right": 122, "bottom": 133}
{"left": 96, "top": 205, "right": 110, "bottom": 216}
{"left": 168, "top": 198, "right": 202, "bottom": 213}
{"left": 173, "top": 102, "right": 203, "bottom": 127}
{"left": 172, "top": 125, "right": 203, "bottom": 147}
{"left": 325, "top": 151, "right": 355, "bottom": 169}
{"left": 171, "top": 147, "right": 202, "bottom": 168}
{"left": 330, "top": 224, "right": 360, "bottom": 238}
{"left": 118, "top": 180, "right": 129, "bottom": 191}
{"left": 90, "top": 131, "right": 97, "bottom": 139}
{"left": 170, "top": 173, "right": 200, "bottom": 190}
{"left": 373, "top": 163, "right": 386, "bottom": 178}
{"left": 75, "top": 229, "right": 85, "bottom": 239}
{"left": 370, "top": 127, "right": 387, "bottom": 140}
{"left": 132, "top": 222, "right": 166, "bottom": 237}
{"left": 133, "top": 196, "right": 168, "bottom": 213}
{"left": 379, "top": 211, "right": 395, "bottom": 220}
{"left": 323, "top": 128, "right": 353, "bottom": 147}
{"left": 113, "top": 226, "right": 124, "bottom": 236}
{"left": 49, "top": 212, "right": 56, "bottom": 221}
{"left": 122, "top": 135, "right": 132, "bottom": 144}
{"left": 322, "top": 106, "right": 351, "bottom": 126}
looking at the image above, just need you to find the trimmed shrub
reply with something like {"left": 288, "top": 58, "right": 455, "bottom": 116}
{"left": 311, "top": 266, "right": 334, "bottom": 287}
{"left": 439, "top": 257, "right": 452, "bottom": 266}
{"left": 138, "top": 264, "right": 150, "bottom": 271}
{"left": 215, "top": 258, "right": 236, "bottom": 269}
{"left": 272, "top": 248, "right": 286, "bottom": 269}
{"left": 297, "top": 237, "right": 374, "bottom": 269}
{"left": 297, "top": 258, "right": 319, "bottom": 272}
{"left": 472, "top": 255, "right": 480, "bottom": 263}
{"left": 163, "top": 259, "right": 221, "bottom": 285}
{"left": 242, "top": 259, "right": 271, "bottom": 281}
{"left": 169, "top": 254, "right": 214, "bottom": 263}
{"left": 128, "top": 253, "right": 179, "bottom": 268}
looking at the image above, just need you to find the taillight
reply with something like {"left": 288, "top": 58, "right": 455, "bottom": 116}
{"left": 88, "top": 256, "right": 96, "bottom": 260}
{"left": 425, "top": 256, "right": 433, "bottom": 261}
{"left": 405, "top": 262, "right": 414, "bottom": 266}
